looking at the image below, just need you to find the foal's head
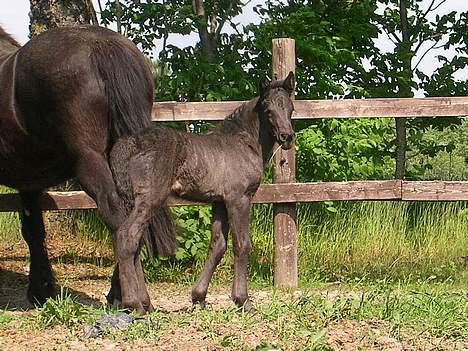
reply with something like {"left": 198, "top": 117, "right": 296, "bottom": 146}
{"left": 257, "top": 72, "right": 295, "bottom": 150}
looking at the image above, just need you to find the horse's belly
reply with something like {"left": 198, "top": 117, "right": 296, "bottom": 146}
{"left": 0, "top": 145, "right": 73, "bottom": 190}
{"left": 171, "top": 177, "right": 223, "bottom": 202}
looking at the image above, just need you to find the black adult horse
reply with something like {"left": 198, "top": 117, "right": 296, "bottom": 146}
{"left": 110, "top": 73, "right": 295, "bottom": 311}
{"left": 0, "top": 25, "right": 175, "bottom": 311}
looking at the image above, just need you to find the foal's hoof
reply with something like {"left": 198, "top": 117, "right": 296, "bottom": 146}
{"left": 27, "top": 281, "right": 57, "bottom": 306}
{"left": 192, "top": 299, "right": 207, "bottom": 310}
{"left": 106, "top": 295, "right": 150, "bottom": 316}
{"left": 144, "top": 302, "right": 155, "bottom": 313}
{"left": 236, "top": 299, "right": 255, "bottom": 314}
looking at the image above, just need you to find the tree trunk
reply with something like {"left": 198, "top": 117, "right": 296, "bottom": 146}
{"left": 29, "top": 0, "right": 97, "bottom": 36}
{"left": 395, "top": 0, "right": 413, "bottom": 180}
{"left": 192, "top": 0, "right": 217, "bottom": 62}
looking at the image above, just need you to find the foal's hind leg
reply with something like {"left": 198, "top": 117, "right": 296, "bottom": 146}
{"left": 134, "top": 250, "right": 154, "bottom": 312}
{"left": 192, "top": 202, "right": 229, "bottom": 308}
{"left": 116, "top": 155, "right": 171, "bottom": 314}
{"left": 19, "top": 191, "right": 56, "bottom": 305}
{"left": 115, "top": 195, "right": 155, "bottom": 314}
{"left": 226, "top": 195, "right": 253, "bottom": 311}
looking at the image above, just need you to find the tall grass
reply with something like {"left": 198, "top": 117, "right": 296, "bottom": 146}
{"left": 249, "top": 202, "right": 468, "bottom": 285}
{"left": 0, "top": 186, "right": 20, "bottom": 242}
{"left": 0, "top": 191, "right": 466, "bottom": 285}
{"left": 0, "top": 211, "right": 20, "bottom": 242}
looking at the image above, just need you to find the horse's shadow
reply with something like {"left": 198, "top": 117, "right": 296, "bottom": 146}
{"left": 0, "top": 269, "right": 103, "bottom": 311}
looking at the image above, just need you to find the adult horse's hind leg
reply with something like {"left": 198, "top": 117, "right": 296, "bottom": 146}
{"left": 19, "top": 191, "right": 56, "bottom": 305}
{"left": 74, "top": 149, "right": 129, "bottom": 307}
{"left": 226, "top": 195, "right": 253, "bottom": 312}
{"left": 75, "top": 150, "right": 125, "bottom": 232}
{"left": 192, "top": 202, "right": 229, "bottom": 308}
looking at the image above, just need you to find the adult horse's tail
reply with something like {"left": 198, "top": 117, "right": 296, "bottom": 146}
{"left": 90, "top": 37, "right": 177, "bottom": 257}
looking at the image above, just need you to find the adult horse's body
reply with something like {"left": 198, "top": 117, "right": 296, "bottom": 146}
{"left": 0, "top": 25, "right": 175, "bottom": 310}
{"left": 110, "top": 73, "right": 295, "bottom": 311}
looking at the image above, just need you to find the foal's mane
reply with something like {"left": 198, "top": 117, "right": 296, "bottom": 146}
{"left": 213, "top": 83, "right": 289, "bottom": 136}
{"left": 215, "top": 99, "right": 258, "bottom": 135}
{"left": 0, "top": 25, "right": 21, "bottom": 48}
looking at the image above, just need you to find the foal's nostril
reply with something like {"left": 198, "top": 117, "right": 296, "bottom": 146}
{"left": 279, "top": 133, "right": 290, "bottom": 143}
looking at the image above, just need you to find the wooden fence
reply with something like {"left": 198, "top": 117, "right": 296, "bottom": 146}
{"left": 1, "top": 38, "right": 467, "bottom": 288}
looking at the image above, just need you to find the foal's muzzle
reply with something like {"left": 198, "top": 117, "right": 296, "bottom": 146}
{"left": 278, "top": 133, "right": 294, "bottom": 150}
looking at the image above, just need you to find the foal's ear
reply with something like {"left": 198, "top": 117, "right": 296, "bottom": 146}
{"left": 259, "top": 74, "right": 271, "bottom": 95}
{"left": 283, "top": 71, "right": 295, "bottom": 94}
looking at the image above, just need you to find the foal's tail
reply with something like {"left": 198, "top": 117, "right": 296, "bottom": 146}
{"left": 110, "top": 138, "right": 178, "bottom": 258}
{"left": 90, "top": 34, "right": 177, "bottom": 257}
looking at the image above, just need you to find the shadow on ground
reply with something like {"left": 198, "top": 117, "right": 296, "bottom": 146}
{"left": 0, "top": 268, "right": 102, "bottom": 311}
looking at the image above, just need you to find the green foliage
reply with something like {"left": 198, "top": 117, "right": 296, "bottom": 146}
{"left": 172, "top": 206, "right": 212, "bottom": 263}
{"left": 101, "top": 0, "right": 255, "bottom": 102}
{"left": 296, "top": 118, "right": 395, "bottom": 181}
{"left": 249, "top": 0, "right": 380, "bottom": 99}
{"left": 36, "top": 288, "right": 97, "bottom": 328}
{"left": 0, "top": 311, "right": 14, "bottom": 329}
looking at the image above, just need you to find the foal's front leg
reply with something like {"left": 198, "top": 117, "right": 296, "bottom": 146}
{"left": 226, "top": 195, "right": 253, "bottom": 311}
{"left": 192, "top": 202, "right": 229, "bottom": 307}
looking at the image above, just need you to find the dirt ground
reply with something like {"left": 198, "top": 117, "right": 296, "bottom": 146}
{"left": 0, "top": 238, "right": 466, "bottom": 351}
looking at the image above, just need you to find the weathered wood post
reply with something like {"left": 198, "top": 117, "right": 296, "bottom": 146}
{"left": 272, "top": 38, "right": 298, "bottom": 288}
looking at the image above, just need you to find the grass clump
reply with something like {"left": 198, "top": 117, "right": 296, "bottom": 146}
{"left": 36, "top": 288, "right": 102, "bottom": 328}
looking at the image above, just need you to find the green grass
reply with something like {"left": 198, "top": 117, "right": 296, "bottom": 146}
{"left": 15, "top": 284, "right": 466, "bottom": 350}
{"left": 0, "top": 185, "right": 466, "bottom": 286}
{"left": 35, "top": 287, "right": 106, "bottom": 329}
{"left": 0, "top": 186, "right": 20, "bottom": 242}
{"left": 248, "top": 202, "right": 468, "bottom": 286}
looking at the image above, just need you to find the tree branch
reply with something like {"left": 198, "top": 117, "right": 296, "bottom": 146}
{"left": 413, "top": 31, "right": 445, "bottom": 53}
{"left": 192, "top": 0, "right": 216, "bottom": 62}
{"left": 430, "top": 0, "right": 449, "bottom": 13}
{"left": 97, "top": 0, "right": 107, "bottom": 27}
{"left": 376, "top": 17, "right": 401, "bottom": 44}
{"left": 115, "top": 0, "right": 121, "bottom": 34}
{"left": 412, "top": 41, "right": 438, "bottom": 71}
{"left": 411, "top": 0, "right": 448, "bottom": 40}
{"left": 215, "top": 1, "right": 234, "bottom": 39}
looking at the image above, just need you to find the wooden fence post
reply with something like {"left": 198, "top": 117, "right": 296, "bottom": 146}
{"left": 272, "top": 38, "right": 298, "bottom": 288}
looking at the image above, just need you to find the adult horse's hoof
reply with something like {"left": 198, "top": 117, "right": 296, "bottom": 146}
{"left": 27, "top": 281, "right": 57, "bottom": 306}
{"left": 106, "top": 288, "right": 121, "bottom": 307}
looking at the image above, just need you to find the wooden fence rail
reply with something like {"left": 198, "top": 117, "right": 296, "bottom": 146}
{"left": 2, "top": 180, "right": 468, "bottom": 212}
{"left": 152, "top": 96, "right": 468, "bottom": 121}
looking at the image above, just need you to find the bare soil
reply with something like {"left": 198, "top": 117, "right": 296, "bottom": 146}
{"left": 0, "top": 237, "right": 466, "bottom": 351}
